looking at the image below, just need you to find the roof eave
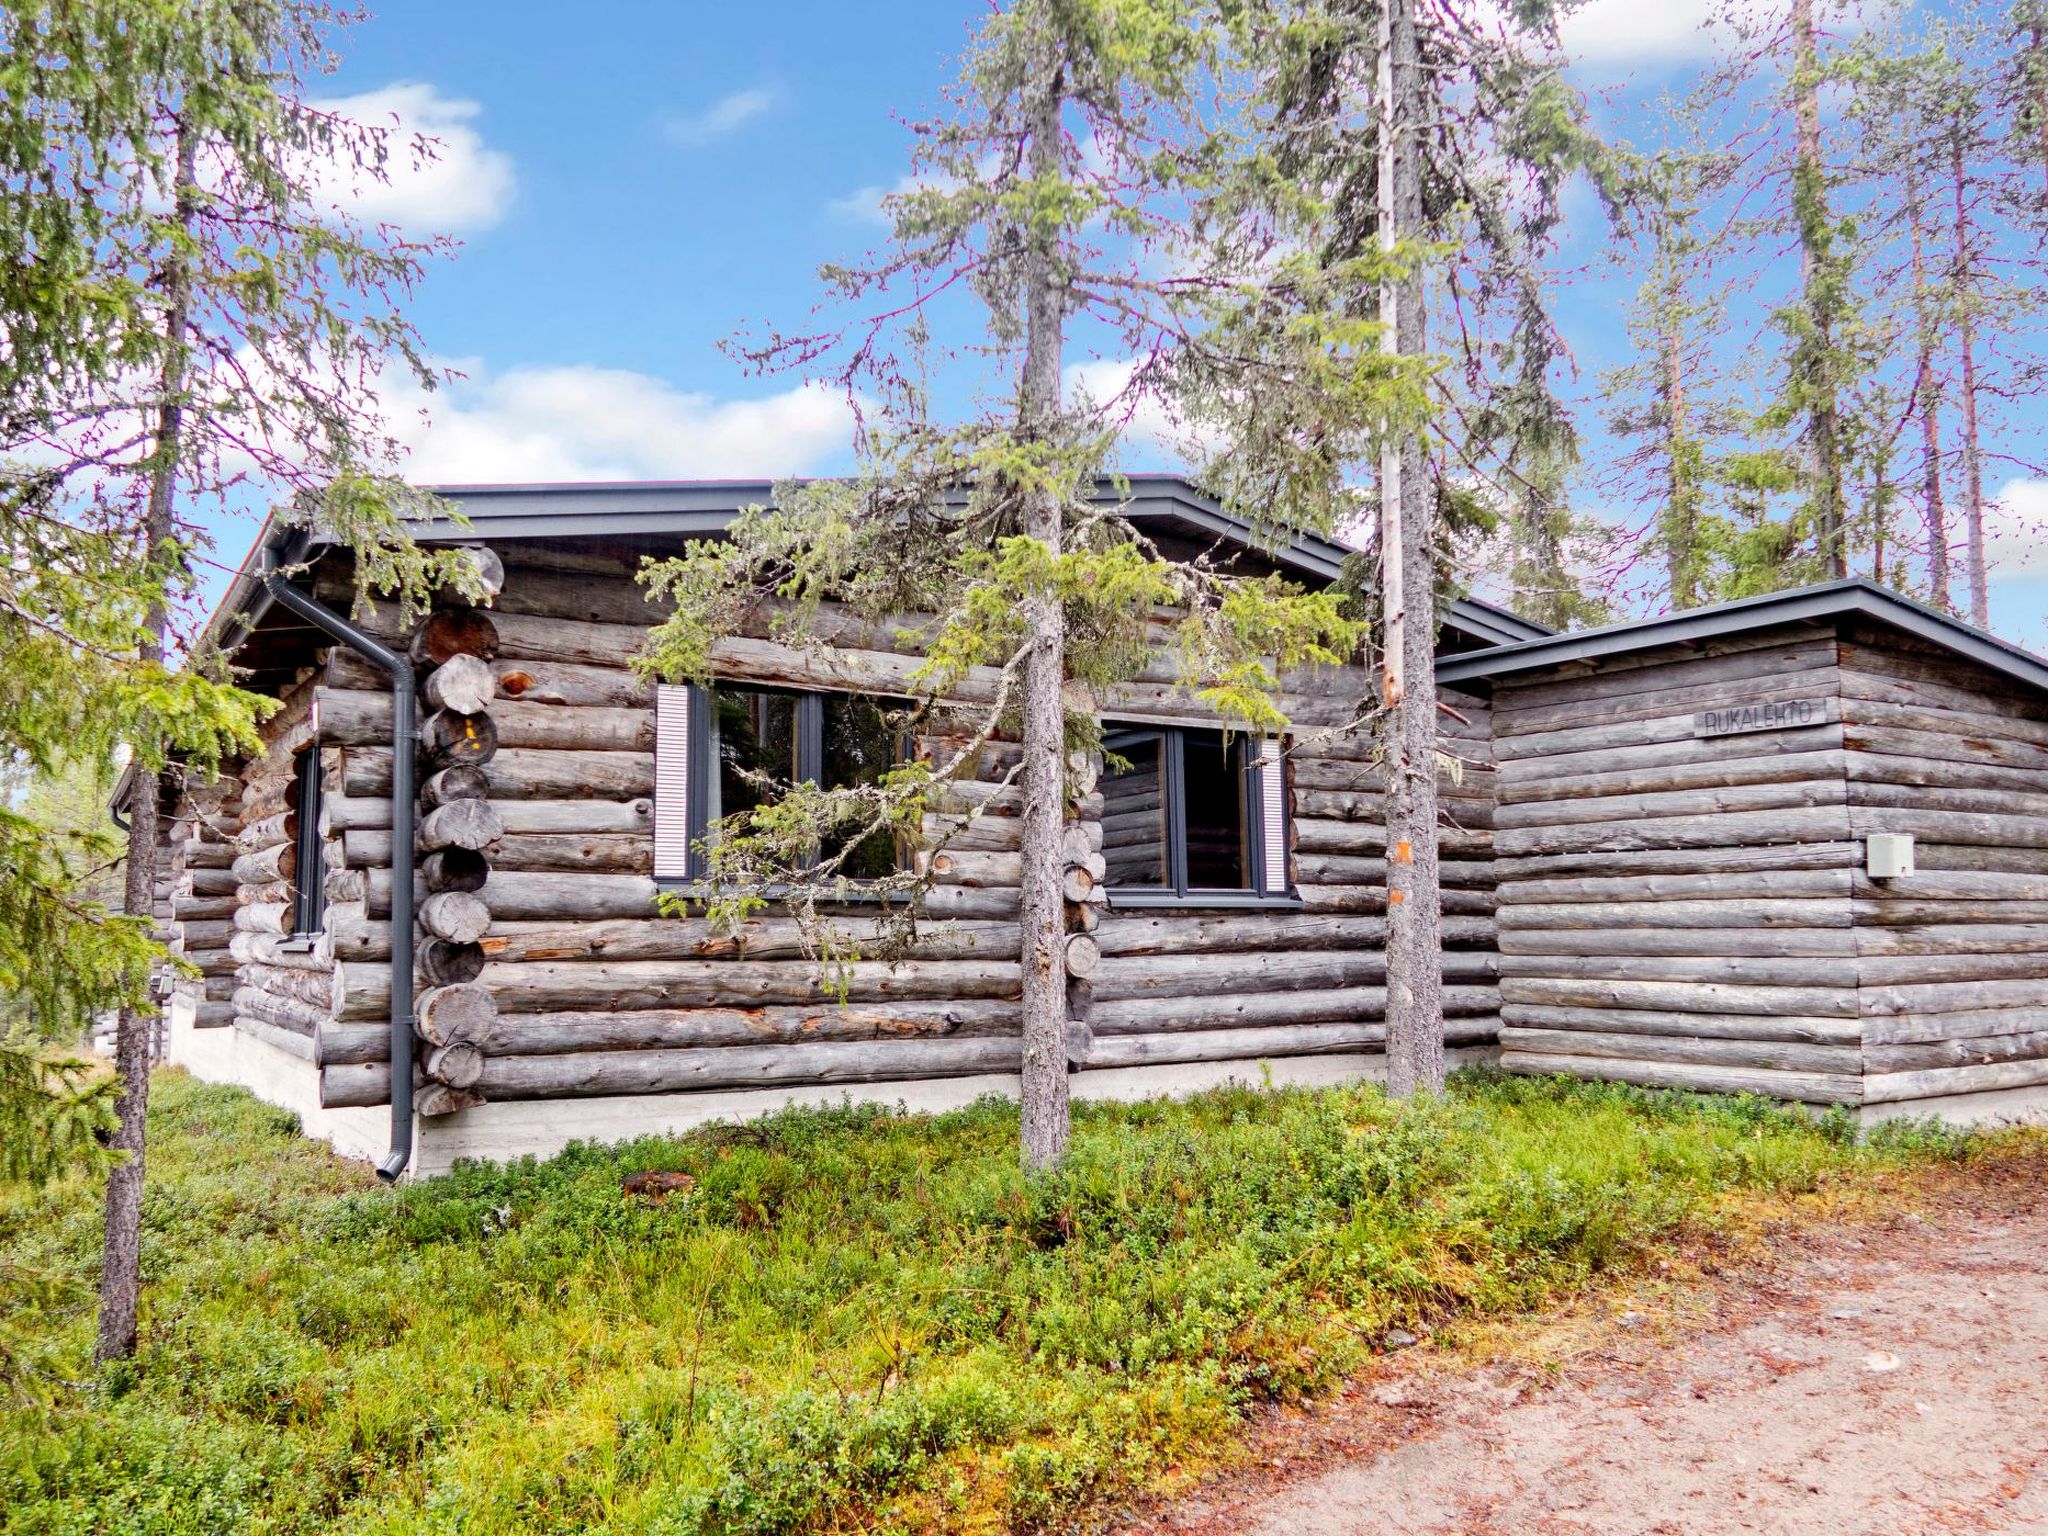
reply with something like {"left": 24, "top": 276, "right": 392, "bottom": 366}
{"left": 1435, "top": 579, "right": 2048, "bottom": 699}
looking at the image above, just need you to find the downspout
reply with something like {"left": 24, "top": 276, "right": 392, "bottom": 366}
{"left": 260, "top": 569, "right": 417, "bottom": 1181}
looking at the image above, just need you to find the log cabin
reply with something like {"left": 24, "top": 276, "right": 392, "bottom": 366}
{"left": 1437, "top": 578, "right": 2048, "bottom": 1127}
{"left": 152, "top": 479, "right": 2048, "bottom": 1176}
{"left": 155, "top": 477, "right": 1538, "bottom": 1176}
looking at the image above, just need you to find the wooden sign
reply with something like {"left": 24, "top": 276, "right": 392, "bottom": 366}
{"left": 1693, "top": 696, "right": 1837, "bottom": 739}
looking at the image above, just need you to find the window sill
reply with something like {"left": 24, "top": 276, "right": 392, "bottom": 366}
{"left": 278, "top": 934, "right": 323, "bottom": 953}
{"left": 1103, "top": 890, "right": 1305, "bottom": 912}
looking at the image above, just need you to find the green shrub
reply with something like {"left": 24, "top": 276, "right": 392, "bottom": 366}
{"left": 0, "top": 1067, "right": 2009, "bottom": 1536}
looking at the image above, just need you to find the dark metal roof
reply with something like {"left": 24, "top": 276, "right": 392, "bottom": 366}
{"left": 1435, "top": 577, "right": 2048, "bottom": 697}
{"left": 400, "top": 474, "right": 1552, "bottom": 648}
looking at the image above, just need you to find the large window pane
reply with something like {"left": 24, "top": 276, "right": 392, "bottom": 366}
{"left": 1101, "top": 730, "right": 1169, "bottom": 888}
{"left": 1182, "top": 732, "right": 1248, "bottom": 889}
{"left": 820, "top": 693, "right": 903, "bottom": 879}
{"left": 711, "top": 687, "right": 798, "bottom": 824}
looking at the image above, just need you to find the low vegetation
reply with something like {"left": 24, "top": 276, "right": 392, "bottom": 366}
{"left": 0, "top": 1068, "right": 1998, "bottom": 1535}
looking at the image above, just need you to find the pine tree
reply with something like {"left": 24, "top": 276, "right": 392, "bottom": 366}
{"left": 642, "top": 0, "right": 1362, "bottom": 1169}
{"left": 1193, "top": 0, "right": 1609, "bottom": 1093}
{"left": 1599, "top": 146, "right": 1736, "bottom": 610}
{"left": 0, "top": 0, "right": 484, "bottom": 1361}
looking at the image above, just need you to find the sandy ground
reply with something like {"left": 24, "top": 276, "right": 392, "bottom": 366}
{"left": 1119, "top": 1169, "right": 2048, "bottom": 1536}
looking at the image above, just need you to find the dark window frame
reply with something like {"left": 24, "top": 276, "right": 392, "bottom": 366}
{"left": 1100, "top": 722, "right": 1300, "bottom": 911}
{"left": 288, "top": 744, "right": 326, "bottom": 938}
{"left": 663, "top": 682, "right": 911, "bottom": 890}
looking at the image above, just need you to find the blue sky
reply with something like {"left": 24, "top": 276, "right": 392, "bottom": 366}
{"left": 288, "top": 0, "right": 2048, "bottom": 646}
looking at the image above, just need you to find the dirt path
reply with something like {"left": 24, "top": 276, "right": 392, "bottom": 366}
{"left": 1123, "top": 1169, "right": 2048, "bottom": 1536}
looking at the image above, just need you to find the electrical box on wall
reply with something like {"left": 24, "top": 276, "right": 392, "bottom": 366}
{"left": 1866, "top": 832, "right": 1916, "bottom": 880}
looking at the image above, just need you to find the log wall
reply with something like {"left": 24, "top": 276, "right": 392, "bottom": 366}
{"left": 1840, "top": 620, "right": 2048, "bottom": 1106}
{"left": 1492, "top": 623, "right": 1867, "bottom": 1103}
{"left": 311, "top": 540, "right": 1501, "bottom": 1110}
{"left": 1494, "top": 615, "right": 2048, "bottom": 1112}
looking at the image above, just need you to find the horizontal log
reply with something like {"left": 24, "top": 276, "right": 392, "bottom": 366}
{"left": 411, "top": 606, "right": 498, "bottom": 666}
{"left": 477, "top": 1036, "right": 1025, "bottom": 1099}
{"left": 1092, "top": 949, "right": 1496, "bottom": 1002}
{"left": 1859, "top": 978, "right": 2048, "bottom": 1017}
{"left": 1500, "top": 927, "right": 1858, "bottom": 958}
{"left": 1498, "top": 1003, "right": 1862, "bottom": 1046}
{"left": 1499, "top": 898, "right": 1849, "bottom": 931}
{"left": 1499, "top": 976, "right": 1859, "bottom": 1019}
{"left": 1848, "top": 806, "right": 2048, "bottom": 850}
{"left": 1499, "top": 748, "right": 1847, "bottom": 807}
{"left": 1862, "top": 1006, "right": 2048, "bottom": 1046}
{"left": 494, "top": 658, "right": 653, "bottom": 708}
{"left": 422, "top": 653, "right": 497, "bottom": 716}
{"left": 1096, "top": 911, "right": 1494, "bottom": 956}
{"left": 421, "top": 709, "right": 499, "bottom": 767}
{"left": 321, "top": 1062, "right": 397, "bottom": 1109}
{"left": 232, "top": 902, "right": 292, "bottom": 937}
{"left": 1495, "top": 779, "right": 1846, "bottom": 832}
{"left": 421, "top": 798, "right": 505, "bottom": 853}
{"left": 1496, "top": 805, "right": 1852, "bottom": 859}
{"left": 335, "top": 999, "right": 1026, "bottom": 1061}
{"left": 345, "top": 746, "right": 655, "bottom": 801}
{"left": 235, "top": 1015, "right": 319, "bottom": 1064}
{"left": 1856, "top": 924, "right": 2048, "bottom": 957}
{"left": 422, "top": 848, "right": 489, "bottom": 893}
{"left": 1863, "top": 1031, "right": 2048, "bottom": 1074}
{"left": 1502, "top": 1049, "right": 1861, "bottom": 1105}
{"left": 319, "top": 794, "right": 391, "bottom": 835}
{"left": 426, "top": 1042, "right": 485, "bottom": 1090}
{"left": 420, "top": 890, "right": 491, "bottom": 944}
{"left": 1497, "top": 870, "right": 1850, "bottom": 906}
{"left": 1500, "top": 954, "right": 1853, "bottom": 985}
{"left": 1499, "top": 1027, "right": 1861, "bottom": 1077}
{"left": 231, "top": 986, "right": 324, "bottom": 1036}
{"left": 231, "top": 843, "right": 296, "bottom": 886}
{"left": 172, "top": 896, "right": 239, "bottom": 923}
{"left": 418, "top": 983, "right": 499, "bottom": 1048}
{"left": 1095, "top": 984, "right": 1499, "bottom": 1035}
{"left": 1291, "top": 816, "right": 1491, "bottom": 857}
{"left": 485, "top": 833, "right": 652, "bottom": 875}
{"left": 1492, "top": 841, "right": 1862, "bottom": 883}
{"left": 1861, "top": 1057, "right": 2048, "bottom": 1106}
{"left": 478, "top": 915, "right": 1019, "bottom": 964}
{"left": 422, "top": 763, "right": 491, "bottom": 809}
{"left": 479, "top": 957, "right": 1023, "bottom": 1012}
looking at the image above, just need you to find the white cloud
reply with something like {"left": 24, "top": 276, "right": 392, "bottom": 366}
{"left": 381, "top": 360, "right": 854, "bottom": 483}
{"left": 1066, "top": 357, "right": 1218, "bottom": 470}
{"left": 308, "top": 82, "right": 516, "bottom": 234}
{"left": 1985, "top": 478, "right": 2048, "bottom": 577}
{"left": 663, "top": 86, "right": 778, "bottom": 147}
{"left": 1558, "top": 0, "right": 1718, "bottom": 68}
{"left": 829, "top": 172, "right": 933, "bottom": 226}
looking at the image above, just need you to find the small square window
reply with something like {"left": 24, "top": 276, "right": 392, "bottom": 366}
{"left": 1101, "top": 724, "right": 1290, "bottom": 903}
{"left": 656, "top": 684, "right": 909, "bottom": 883}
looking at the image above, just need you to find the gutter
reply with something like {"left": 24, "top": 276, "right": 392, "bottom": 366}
{"left": 259, "top": 566, "right": 418, "bottom": 1181}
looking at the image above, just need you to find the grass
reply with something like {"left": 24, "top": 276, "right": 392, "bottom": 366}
{"left": 0, "top": 1065, "right": 2009, "bottom": 1536}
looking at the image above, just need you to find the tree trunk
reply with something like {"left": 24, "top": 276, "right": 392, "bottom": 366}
{"left": 1380, "top": 0, "right": 1445, "bottom": 1097}
{"left": 1016, "top": 60, "right": 1072, "bottom": 1170}
{"left": 1949, "top": 114, "right": 1989, "bottom": 628}
{"left": 1659, "top": 242, "right": 1699, "bottom": 609}
{"left": 1790, "top": 0, "right": 1846, "bottom": 580}
{"left": 97, "top": 128, "right": 197, "bottom": 1366}
{"left": 1905, "top": 162, "right": 1950, "bottom": 612}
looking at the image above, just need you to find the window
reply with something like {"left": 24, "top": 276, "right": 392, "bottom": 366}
{"left": 1099, "top": 725, "right": 1292, "bottom": 905}
{"left": 289, "top": 745, "right": 326, "bottom": 937}
{"left": 655, "top": 683, "right": 907, "bottom": 883}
